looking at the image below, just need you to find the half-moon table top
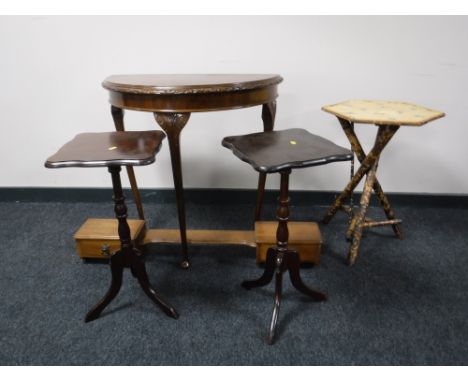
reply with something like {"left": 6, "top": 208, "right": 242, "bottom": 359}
{"left": 102, "top": 74, "right": 283, "bottom": 95}
{"left": 222, "top": 128, "right": 353, "bottom": 174}
{"left": 322, "top": 100, "right": 445, "bottom": 126}
{"left": 45, "top": 131, "right": 166, "bottom": 168}
{"left": 102, "top": 74, "right": 283, "bottom": 113}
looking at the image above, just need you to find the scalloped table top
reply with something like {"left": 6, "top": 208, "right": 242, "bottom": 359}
{"left": 45, "top": 131, "right": 165, "bottom": 168}
{"left": 102, "top": 74, "right": 283, "bottom": 95}
{"left": 222, "top": 128, "right": 353, "bottom": 173}
{"left": 322, "top": 100, "right": 445, "bottom": 126}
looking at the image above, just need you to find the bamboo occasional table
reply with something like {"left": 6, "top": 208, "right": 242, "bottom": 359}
{"left": 102, "top": 74, "right": 283, "bottom": 268}
{"left": 321, "top": 100, "right": 445, "bottom": 266}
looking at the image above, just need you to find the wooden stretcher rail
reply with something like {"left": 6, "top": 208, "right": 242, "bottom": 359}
{"left": 143, "top": 229, "right": 256, "bottom": 247}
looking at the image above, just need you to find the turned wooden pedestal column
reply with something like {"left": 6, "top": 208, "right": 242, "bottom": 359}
{"left": 222, "top": 128, "right": 352, "bottom": 344}
{"left": 45, "top": 131, "right": 179, "bottom": 322}
{"left": 242, "top": 170, "right": 327, "bottom": 344}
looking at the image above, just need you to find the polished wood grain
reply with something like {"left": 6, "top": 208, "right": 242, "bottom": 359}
{"left": 103, "top": 74, "right": 283, "bottom": 268}
{"left": 85, "top": 166, "right": 178, "bottom": 322}
{"left": 240, "top": 170, "right": 326, "bottom": 345}
{"left": 255, "top": 102, "right": 277, "bottom": 220}
{"left": 45, "top": 131, "right": 166, "bottom": 168}
{"left": 154, "top": 112, "right": 191, "bottom": 268}
{"left": 103, "top": 74, "right": 283, "bottom": 94}
{"left": 142, "top": 224, "right": 321, "bottom": 264}
{"left": 222, "top": 127, "right": 345, "bottom": 342}
{"left": 75, "top": 218, "right": 145, "bottom": 240}
{"left": 255, "top": 221, "right": 321, "bottom": 264}
{"left": 222, "top": 128, "right": 353, "bottom": 173}
{"left": 103, "top": 74, "right": 282, "bottom": 113}
{"left": 111, "top": 105, "right": 146, "bottom": 220}
{"left": 74, "top": 218, "right": 146, "bottom": 259}
{"left": 143, "top": 229, "right": 256, "bottom": 247}
{"left": 255, "top": 221, "right": 321, "bottom": 244}
{"left": 46, "top": 132, "right": 178, "bottom": 321}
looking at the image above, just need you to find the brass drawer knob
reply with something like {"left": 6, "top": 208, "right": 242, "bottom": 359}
{"left": 100, "top": 244, "right": 111, "bottom": 256}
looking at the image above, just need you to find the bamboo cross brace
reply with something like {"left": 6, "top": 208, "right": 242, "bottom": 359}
{"left": 322, "top": 124, "right": 400, "bottom": 225}
{"left": 362, "top": 219, "right": 402, "bottom": 228}
{"left": 338, "top": 118, "right": 402, "bottom": 238}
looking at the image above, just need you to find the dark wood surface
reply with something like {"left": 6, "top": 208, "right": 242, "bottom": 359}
{"left": 241, "top": 170, "right": 326, "bottom": 344}
{"left": 111, "top": 106, "right": 146, "bottom": 220}
{"left": 255, "top": 102, "right": 277, "bottom": 220}
{"left": 103, "top": 74, "right": 283, "bottom": 94}
{"left": 85, "top": 166, "right": 178, "bottom": 322}
{"left": 45, "top": 131, "right": 166, "bottom": 168}
{"left": 222, "top": 128, "right": 353, "bottom": 173}
{"left": 104, "top": 74, "right": 283, "bottom": 267}
{"left": 103, "top": 74, "right": 282, "bottom": 113}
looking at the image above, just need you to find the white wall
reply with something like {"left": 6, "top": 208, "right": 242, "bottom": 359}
{"left": 0, "top": 16, "right": 466, "bottom": 193}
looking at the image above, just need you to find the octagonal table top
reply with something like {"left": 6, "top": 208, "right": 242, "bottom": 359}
{"left": 322, "top": 100, "right": 445, "bottom": 126}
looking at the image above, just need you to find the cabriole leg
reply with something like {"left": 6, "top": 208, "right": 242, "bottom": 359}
{"left": 154, "top": 112, "right": 191, "bottom": 269}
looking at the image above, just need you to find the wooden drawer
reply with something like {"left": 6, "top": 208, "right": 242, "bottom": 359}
{"left": 255, "top": 221, "right": 321, "bottom": 264}
{"left": 74, "top": 218, "right": 146, "bottom": 259}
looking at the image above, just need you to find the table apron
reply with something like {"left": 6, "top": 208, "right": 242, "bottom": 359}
{"left": 107, "top": 86, "right": 279, "bottom": 113}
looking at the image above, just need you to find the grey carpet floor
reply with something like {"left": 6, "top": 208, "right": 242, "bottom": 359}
{"left": 0, "top": 198, "right": 467, "bottom": 365}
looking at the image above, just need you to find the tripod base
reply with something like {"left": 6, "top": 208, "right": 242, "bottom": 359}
{"left": 242, "top": 247, "right": 326, "bottom": 344}
{"left": 85, "top": 247, "right": 179, "bottom": 322}
{"left": 85, "top": 166, "right": 178, "bottom": 323}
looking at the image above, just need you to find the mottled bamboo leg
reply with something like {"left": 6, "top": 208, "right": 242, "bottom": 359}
{"left": 255, "top": 101, "right": 276, "bottom": 221}
{"left": 348, "top": 162, "right": 378, "bottom": 266}
{"left": 339, "top": 118, "right": 402, "bottom": 238}
{"left": 346, "top": 215, "right": 358, "bottom": 241}
{"left": 154, "top": 112, "right": 191, "bottom": 269}
{"left": 322, "top": 124, "right": 399, "bottom": 224}
{"left": 370, "top": 181, "right": 403, "bottom": 238}
{"left": 111, "top": 106, "right": 145, "bottom": 221}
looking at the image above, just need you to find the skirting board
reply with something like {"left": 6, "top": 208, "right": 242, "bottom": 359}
{"left": 1, "top": 187, "right": 468, "bottom": 209}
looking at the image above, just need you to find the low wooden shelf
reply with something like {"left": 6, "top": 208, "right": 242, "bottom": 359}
{"left": 255, "top": 221, "right": 321, "bottom": 264}
{"left": 143, "top": 229, "right": 256, "bottom": 247}
{"left": 74, "top": 218, "right": 146, "bottom": 259}
{"left": 74, "top": 219, "right": 321, "bottom": 264}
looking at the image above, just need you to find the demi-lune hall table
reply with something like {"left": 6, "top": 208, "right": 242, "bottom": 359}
{"left": 102, "top": 74, "right": 283, "bottom": 268}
